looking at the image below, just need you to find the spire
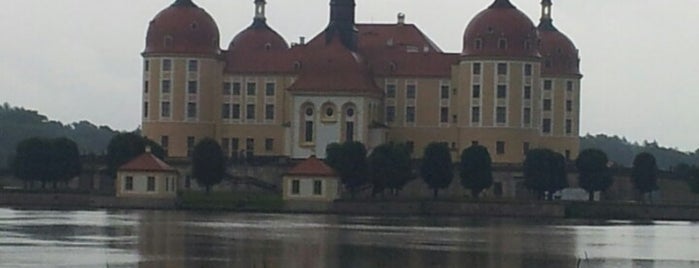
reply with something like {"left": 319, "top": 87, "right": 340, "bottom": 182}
{"left": 171, "top": 0, "right": 197, "bottom": 8}
{"left": 489, "top": 0, "right": 515, "bottom": 9}
{"left": 538, "top": 0, "right": 557, "bottom": 31}
{"left": 325, "top": 0, "right": 358, "bottom": 51}
{"left": 251, "top": 0, "right": 268, "bottom": 28}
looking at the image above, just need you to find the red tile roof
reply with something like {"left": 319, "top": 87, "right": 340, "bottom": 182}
{"left": 224, "top": 22, "right": 294, "bottom": 74}
{"left": 118, "top": 153, "right": 177, "bottom": 173}
{"left": 288, "top": 35, "right": 382, "bottom": 95}
{"left": 286, "top": 156, "right": 337, "bottom": 177}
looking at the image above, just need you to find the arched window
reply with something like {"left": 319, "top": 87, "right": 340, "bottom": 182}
{"left": 342, "top": 104, "right": 357, "bottom": 142}
{"left": 302, "top": 105, "right": 315, "bottom": 143}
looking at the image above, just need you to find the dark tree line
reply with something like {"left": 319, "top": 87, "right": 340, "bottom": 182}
{"left": 0, "top": 103, "right": 119, "bottom": 169}
{"left": 11, "top": 137, "right": 82, "bottom": 189}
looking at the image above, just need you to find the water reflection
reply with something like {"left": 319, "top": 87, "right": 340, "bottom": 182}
{"left": 0, "top": 208, "right": 698, "bottom": 267}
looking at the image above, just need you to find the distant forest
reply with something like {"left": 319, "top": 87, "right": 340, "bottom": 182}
{"left": 580, "top": 134, "right": 698, "bottom": 170}
{"left": 0, "top": 103, "right": 696, "bottom": 170}
{"left": 0, "top": 103, "right": 120, "bottom": 168}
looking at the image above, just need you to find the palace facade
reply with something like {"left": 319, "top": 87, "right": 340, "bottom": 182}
{"left": 141, "top": 0, "right": 582, "bottom": 163}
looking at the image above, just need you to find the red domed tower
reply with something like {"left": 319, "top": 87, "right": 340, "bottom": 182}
{"left": 456, "top": 0, "right": 543, "bottom": 164}
{"left": 141, "top": 0, "right": 222, "bottom": 158}
{"left": 537, "top": 0, "right": 582, "bottom": 159}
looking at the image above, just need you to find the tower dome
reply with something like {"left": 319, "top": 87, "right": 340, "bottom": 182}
{"left": 228, "top": 0, "right": 288, "bottom": 52}
{"left": 538, "top": 0, "right": 580, "bottom": 76}
{"left": 144, "top": 0, "right": 220, "bottom": 56}
{"left": 462, "top": 0, "right": 540, "bottom": 59}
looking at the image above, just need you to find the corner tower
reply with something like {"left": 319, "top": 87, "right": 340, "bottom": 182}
{"left": 142, "top": 0, "right": 222, "bottom": 158}
{"left": 537, "top": 0, "right": 582, "bottom": 159}
{"left": 325, "top": 0, "right": 358, "bottom": 51}
{"left": 456, "top": 0, "right": 542, "bottom": 163}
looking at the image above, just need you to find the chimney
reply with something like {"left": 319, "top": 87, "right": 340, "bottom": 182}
{"left": 397, "top": 13, "right": 406, "bottom": 25}
{"left": 299, "top": 36, "right": 306, "bottom": 45}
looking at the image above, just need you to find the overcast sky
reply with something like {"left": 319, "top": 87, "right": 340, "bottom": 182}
{"left": 1, "top": 0, "right": 698, "bottom": 152}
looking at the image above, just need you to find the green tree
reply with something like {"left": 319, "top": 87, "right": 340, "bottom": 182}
{"left": 688, "top": 166, "right": 699, "bottom": 194}
{"left": 459, "top": 145, "right": 493, "bottom": 199}
{"left": 575, "top": 149, "right": 613, "bottom": 201}
{"left": 326, "top": 141, "right": 368, "bottom": 198}
{"left": 11, "top": 137, "right": 82, "bottom": 189}
{"left": 420, "top": 142, "right": 453, "bottom": 199}
{"left": 11, "top": 137, "right": 47, "bottom": 188}
{"left": 191, "top": 138, "right": 225, "bottom": 193}
{"left": 523, "top": 148, "right": 568, "bottom": 200}
{"left": 106, "top": 133, "right": 164, "bottom": 178}
{"left": 631, "top": 152, "right": 659, "bottom": 202}
{"left": 48, "top": 138, "right": 82, "bottom": 189}
{"left": 368, "top": 143, "right": 414, "bottom": 197}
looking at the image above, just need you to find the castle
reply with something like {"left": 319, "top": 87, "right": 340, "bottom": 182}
{"left": 141, "top": 0, "right": 581, "bottom": 163}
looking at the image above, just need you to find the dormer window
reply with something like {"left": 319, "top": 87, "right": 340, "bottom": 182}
{"left": 293, "top": 61, "right": 302, "bottom": 70}
{"left": 475, "top": 39, "right": 482, "bottom": 50}
{"left": 498, "top": 38, "right": 507, "bottom": 49}
{"left": 524, "top": 40, "right": 531, "bottom": 50}
{"left": 164, "top": 35, "right": 173, "bottom": 48}
{"left": 265, "top": 43, "right": 272, "bottom": 51}
{"left": 191, "top": 23, "right": 198, "bottom": 30}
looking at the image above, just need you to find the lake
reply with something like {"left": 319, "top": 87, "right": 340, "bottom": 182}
{"left": 0, "top": 208, "right": 698, "bottom": 267}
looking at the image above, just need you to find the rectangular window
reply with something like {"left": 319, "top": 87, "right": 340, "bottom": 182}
{"left": 246, "top": 104, "right": 255, "bottom": 120}
{"left": 265, "top": 138, "right": 274, "bottom": 151}
{"left": 472, "top": 85, "right": 481, "bottom": 98}
{"left": 544, "top": 80, "right": 553, "bottom": 90}
{"left": 305, "top": 121, "right": 314, "bottom": 142}
{"left": 125, "top": 176, "right": 133, "bottom": 191}
{"left": 161, "top": 101, "right": 171, "bottom": 117}
{"left": 222, "top": 104, "right": 231, "bottom": 119}
{"left": 471, "top": 107, "right": 480, "bottom": 123}
{"left": 472, "top": 63, "right": 481, "bottom": 75}
{"left": 386, "top": 84, "right": 396, "bottom": 98}
{"left": 440, "top": 107, "right": 449, "bottom": 123}
{"left": 497, "top": 63, "right": 507, "bottom": 75}
{"left": 188, "top": 60, "right": 198, "bottom": 72}
{"left": 144, "top": 81, "right": 149, "bottom": 94}
{"left": 523, "top": 142, "right": 530, "bottom": 154}
{"left": 265, "top": 104, "right": 275, "bottom": 120}
{"left": 406, "top": 106, "right": 416, "bottom": 123}
{"left": 386, "top": 106, "right": 396, "bottom": 123}
{"left": 246, "top": 82, "right": 256, "bottom": 96}
{"left": 232, "top": 82, "right": 242, "bottom": 95}
{"left": 188, "top": 81, "right": 198, "bottom": 94}
{"left": 265, "top": 82, "right": 275, "bottom": 96}
{"left": 246, "top": 138, "right": 255, "bottom": 158}
{"left": 144, "top": 60, "right": 150, "bottom": 72}
{"left": 231, "top": 138, "right": 240, "bottom": 152}
{"left": 187, "top": 102, "right": 197, "bottom": 118}
{"left": 566, "top": 119, "right": 573, "bottom": 134}
{"left": 313, "top": 180, "right": 323, "bottom": 195}
{"left": 497, "top": 85, "right": 507, "bottom": 98}
{"left": 566, "top": 100, "right": 573, "bottom": 112}
{"left": 221, "top": 138, "right": 230, "bottom": 157}
{"left": 291, "top": 180, "right": 300, "bottom": 195}
{"left": 523, "top": 107, "right": 531, "bottom": 125}
{"left": 406, "top": 84, "right": 416, "bottom": 99}
{"left": 232, "top": 104, "right": 241, "bottom": 119}
{"left": 524, "top": 86, "right": 532, "bottom": 100}
{"left": 187, "top": 136, "right": 195, "bottom": 156}
{"left": 566, "top": 81, "right": 573, "bottom": 91}
{"left": 543, "top": 99, "right": 552, "bottom": 111}
{"left": 496, "top": 106, "right": 506, "bottom": 124}
{"left": 161, "top": 80, "right": 171, "bottom": 94}
{"left": 147, "top": 176, "right": 156, "bottom": 192}
{"left": 440, "top": 85, "right": 450, "bottom": 99}
{"left": 524, "top": 64, "right": 532, "bottom": 76}
{"left": 161, "top": 136, "right": 169, "bottom": 151}
{"left": 162, "top": 59, "right": 171, "bottom": 71}
{"left": 543, "top": 118, "right": 552, "bottom": 134}
{"left": 143, "top": 102, "right": 149, "bottom": 118}
{"left": 223, "top": 82, "right": 232, "bottom": 95}
{"left": 496, "top": 141, "right": 505, "bottom": 155}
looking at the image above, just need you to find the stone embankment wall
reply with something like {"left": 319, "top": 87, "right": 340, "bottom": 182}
{"left": 0, "top": 192, "right": 175, "bottom": 210}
